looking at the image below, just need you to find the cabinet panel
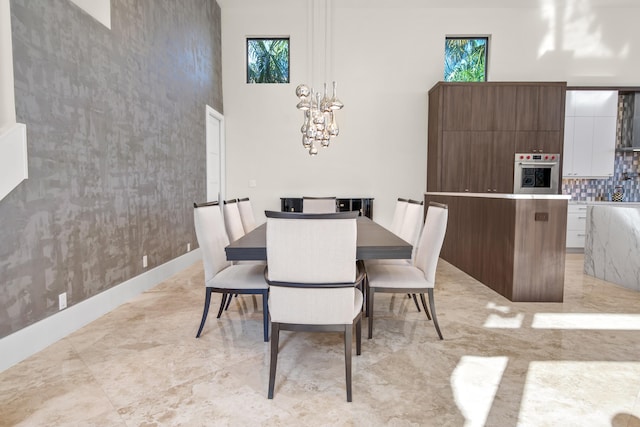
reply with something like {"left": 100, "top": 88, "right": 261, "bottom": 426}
{"left": 566, "top": 204, "right": 587, "bottom": 248}
{"left": 515, "top": 131, "right": 561, "bottom": 153}
{"left": 563, "top": 116, "right": 575, "bottom": 176}
{"left": 469, "top": 132, "right": 515, "bottom": 193}
{"left": 572, "top": 117, "right": 595, "bottom": 176}
{"left": 470, "top": 86, "right": 493, "bottom": 131}
{"left": 494, "top": 86, "right": 517, "bottom": 130}
{"left": 441, "top": 131, "right": 470, "bottom": 191}
{"left": 564, "top": 90, "right": 617, "bottom": 178}
{"left": 516, "top": 86, "right": 539, "bottom": 130}
{"left": 469, "top": 132, "right": 493, "bottom": 192}
{"left": 590, "top": 116, "right": 616, "bottom": 177}
{"left": 538, "top": 86, "right": 564, "bottom": 130}
{"left": 443, "top": 86, "right": 473, "bottom": 131}
{"left": 493, "top": 132, "right": 517, "bottom": 192}
{"left": 471, "top": 85, "right": 517, "bottom": 131}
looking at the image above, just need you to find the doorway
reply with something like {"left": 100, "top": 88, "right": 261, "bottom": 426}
{"left": 205, "top": 106, "right": 225, "bottom": 204}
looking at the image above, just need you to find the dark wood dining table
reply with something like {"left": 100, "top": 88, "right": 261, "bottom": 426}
{"left": 225, "top": 216, "right": 412, "bottom": 261}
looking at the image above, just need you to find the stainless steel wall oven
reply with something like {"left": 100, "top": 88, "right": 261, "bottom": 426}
{"left": 514, "top": 153, "right": 560, "bottom": 194}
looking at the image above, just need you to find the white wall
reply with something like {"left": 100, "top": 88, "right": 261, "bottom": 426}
{"left": 220, "top": 0, "right": 640, "bottom": 228}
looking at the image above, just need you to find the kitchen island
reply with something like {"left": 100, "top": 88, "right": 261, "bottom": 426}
{"left": 425, "top": 192, "right": 570, "bottom": 302}
{"left": 584, "top": 203, "right": 640, "bottom": 292}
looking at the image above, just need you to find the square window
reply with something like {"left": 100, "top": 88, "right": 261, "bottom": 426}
{"left": 444, "top": 37, "right": 488, "bottom": 82}
{"left": 246, "top": 38, "right": 290, "bottom": 84}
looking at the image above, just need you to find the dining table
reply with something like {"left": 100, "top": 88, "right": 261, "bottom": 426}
{"left": 225, "top": 216, "right": 412, "bottom": 261}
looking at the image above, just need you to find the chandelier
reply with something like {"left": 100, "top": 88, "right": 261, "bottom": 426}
{"left": 295, "top": 81, "right": 343, "bottom": 156}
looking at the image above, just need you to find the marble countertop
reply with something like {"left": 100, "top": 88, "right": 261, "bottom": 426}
{"left": 425, "top": 192, "right": 571, "bottom": 200}
{"left": 570, "top": 201, "right": 640, "bottom": 207}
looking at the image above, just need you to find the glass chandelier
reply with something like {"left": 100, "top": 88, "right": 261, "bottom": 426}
{"left": 295, "top": 81, "right": 343, "bottom": 156}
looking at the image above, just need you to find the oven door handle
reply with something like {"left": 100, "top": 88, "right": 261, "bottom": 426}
{"left": 517, "top": 162, "right": 558, "bottom": 167}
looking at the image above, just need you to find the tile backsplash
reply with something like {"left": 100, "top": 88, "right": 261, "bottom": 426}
{"left": 562, "top": 151, "right": 640, "bottom": 201}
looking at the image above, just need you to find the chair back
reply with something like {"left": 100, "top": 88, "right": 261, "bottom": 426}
{"left": 414, "top": 202, "right": 448, "bottom": 284}
{"left": 389, "top": 198, "right": 409, "bottom": 236}
{"left": 223, "top": 199, "right": 245, "bottom": 242}
{"left": 265, "top": 211, "right": 359, "bottom": 325}
{"left": 399, "top": 199, "right": 424, "bottom": 247}
{"left": 237, "top": 197, "right": 257, "bottom": 233}
{"left": 302, "top": 196, "right": 337, "bottom": 213}
{"left": 193, "top": 202, "right": 231, "bottom": 284}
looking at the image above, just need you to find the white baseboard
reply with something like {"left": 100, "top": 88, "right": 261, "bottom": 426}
{"left": 0, "top": 248, "right": 201, "bottom": 373}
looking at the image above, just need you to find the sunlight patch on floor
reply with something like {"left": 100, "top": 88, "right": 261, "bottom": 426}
{"left": 452, "top": 356, "right": 509, "bottom": 427}
{"left": 531, "top": 313, "right": 640, "bottom": 330}
{"left": 518, "top": 361, "right": 640, "bottom": 426}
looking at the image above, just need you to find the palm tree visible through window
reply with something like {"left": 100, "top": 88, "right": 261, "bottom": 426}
{"left": 444, "top": 37, "right": 488, "bottom": 82}
{"left": 247, "top": 38, "right": 290, "bottom": 84}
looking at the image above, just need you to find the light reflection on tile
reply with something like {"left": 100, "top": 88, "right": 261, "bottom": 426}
{"left": 0, "top": 255, "right": 639, "bottom": 426}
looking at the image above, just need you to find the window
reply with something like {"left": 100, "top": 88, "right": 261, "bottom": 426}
{"left": 246, "top": 38, "right": 290, "bottom": 84}
{"left": 444, "top": 37, "right": 488, "bottom": 82}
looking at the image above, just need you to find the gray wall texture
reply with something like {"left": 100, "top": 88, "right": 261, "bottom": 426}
{"left": 0, "top": 0, "right": 222, "bottom": 338}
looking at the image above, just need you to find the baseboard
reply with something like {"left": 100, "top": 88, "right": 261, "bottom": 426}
{"left": 0, "top": 248, "right": 201, "bottom": 373}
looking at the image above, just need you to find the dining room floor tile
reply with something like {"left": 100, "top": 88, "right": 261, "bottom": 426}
{"left": 1, "top": 253, "right": 640, "bottom": 426}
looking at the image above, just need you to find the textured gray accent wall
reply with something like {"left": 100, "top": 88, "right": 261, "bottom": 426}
{"left": 0, "top": 0, "right": 222, "bottom": 338}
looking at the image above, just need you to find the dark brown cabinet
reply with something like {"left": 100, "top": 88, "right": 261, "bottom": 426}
{"left": 471, "top": 85, "right": 517, "bottom": 131}
{"left": 515, "top": 131, "right": 562, "bottom": 154}
{"left": 443, "top": 85, "right": 473, "bottom": 131}
{"left": 427, "top": 81, "right": 566, "bottom": 194}
{"left": 280, "top": 197, "right": 373, "bottom": 218}
{"left": 516, "top": 85, "right": 564, "bottom": 131}
{"left": 441, "top": 131, "right": 516, "bottom": 193}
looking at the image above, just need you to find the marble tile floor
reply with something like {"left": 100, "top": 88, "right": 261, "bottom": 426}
{"left": 1, "top": 254, "right": 640, "bottom": 426}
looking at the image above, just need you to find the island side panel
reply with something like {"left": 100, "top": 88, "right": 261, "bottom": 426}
{"left": 425, "top": 194, "right": 516, "bottom": 300}
{"left": 512, "top": 199, "right": 567, "bottom": 302}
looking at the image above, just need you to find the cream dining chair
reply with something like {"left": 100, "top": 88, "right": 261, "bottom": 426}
{"left": 264, "top": 210, "right": 364, "bottom": 402}
{"left": 389, "top": 197, "right": 409, "bottom": 235}
{"left": 237, "top": 197, "right": 257, "bottom": 233}
{"left": 223, "top": 199, "right": 246, "bottom": 242}
{"left": 365, "top": 202, "right": 448, "bottom": 340}
{"left": 302, "top": 196, "right": 337, "bottom": 213}
{"left": 364, "top": 198, "right": 425, "bottom": 313}
{"left": 193, "top": 201, "right": 269, "bottom": 342}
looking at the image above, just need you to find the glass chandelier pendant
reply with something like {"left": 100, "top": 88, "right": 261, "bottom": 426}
{"left": 295, "top": 82, "right": 343, "bottom": 156}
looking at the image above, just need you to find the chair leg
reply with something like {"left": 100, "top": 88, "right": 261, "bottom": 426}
{"left": 419, "top": 293, "right": 432, "bottom": 320}
{"left": 268, "top": 322, "right": 280, "bottom": 399}
{"left": 262, "top": 290, "right": 269, "bottom": 342}
{"left": 196, "top": 288, "right": 212, "bottom": 338}
{"left": 367, "top": 287, "right": 375, "bottom": 339}
{"left": 362, "top": 274, "right": 369, "bottom": 317}
{"left": 344, "top": 324, "right": 353, "bottom": 402}
{"left": 410, "top": 293, "right": 421, "bottom": 312}
{"left": 428, "top": 289, "right": 443, "bottom": 340}
{"left": 224, "top": 293, "right": 234, "bottom": 311}
{"left": 216, "top": 293, "right": 227, "bottom": 319}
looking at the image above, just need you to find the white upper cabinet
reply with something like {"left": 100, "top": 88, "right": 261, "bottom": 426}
{"left": 563, "top": 90, "right": 617, "bottom": 178}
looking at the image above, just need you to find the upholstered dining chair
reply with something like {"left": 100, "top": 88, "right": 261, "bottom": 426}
{"left": 302, "top": 196, "right": 337, "bottom": 213}
{"left": 389, "top": 198, "right": 409, "bottom": 236}
{"left": 193, "top": 201, "right": 269, "bottom": 342}
{"left": 237, "top": 197, "right": 258, "bottom": 233}
{"left": 365, "top": 202, "right": 448, "bottom": 340}
{"left": 364, "top": 199, "right": 425, "bottom": 313}
{"left": 223, "top": 199, "right": 245, "bottom": 243}
{"left": 264, "top": 211, "right": 364, "bottom": 402}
